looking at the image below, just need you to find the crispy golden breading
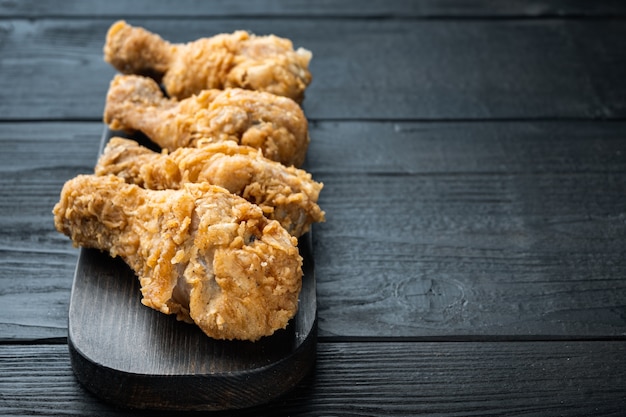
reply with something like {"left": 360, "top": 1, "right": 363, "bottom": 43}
{"left": 104, "top": 74, "right": 310, "bottom": 167}
{"left": 96, "top": 138, "right": 325, "bottom": 237}
{"left": 104, "top": 20, "right": 312, "bottom": 102}
{"left": 53, "top": 174, "right": 303, "bottom": 341}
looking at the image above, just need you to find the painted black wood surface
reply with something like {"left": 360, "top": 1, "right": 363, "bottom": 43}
{"left": 1, "top": 0, "right": 625, "bottom": 415}
{"left": 1, "top": 18, "right": 626, "bottom": 120}
{"left": 2, "top": 342, "right": 625, "bottom": 416}
{"left": 3, "top": 121, "right": 625, "bottom": 341}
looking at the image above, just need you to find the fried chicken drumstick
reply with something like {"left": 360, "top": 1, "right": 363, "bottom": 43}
{"left": 53, "top": 174, "right": 303, "bottom": 341}
{"left": 104, "top": 20, "right": 312, "bottom": 102}
{"left": 105, "top": 74, "right": 309, "bottom": 167}
{"left": 96, "top": 138, "right": 325, "bottom": 237}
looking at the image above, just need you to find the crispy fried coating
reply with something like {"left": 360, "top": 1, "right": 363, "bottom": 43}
{"left": 104, "top": 74, "right": 309, "bottom": 167}
{"left": 104, "top": 20, "right": 312, "bottom": 102}
{"left": 53, "top": 174, "right": 303, "bottom": 341}
{"left": 96, "top": 138, "right": 325, "bottom": 237}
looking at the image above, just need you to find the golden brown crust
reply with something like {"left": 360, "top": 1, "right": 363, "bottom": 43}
{"left": 61, "top": 21, "right": 319, "bottom": 342}
{"left": 53, "top": 174, "right": 302, "bottom": 341}
{"left": 104, "top": 74, "right": 310, "bottom": 167}
{"left": 104, "top": 20, "right": 312, "bottom": 102}
{"left": 104, "top": 20, "right": 174, "bottom": 79}
{"left": 96, "top": 138, "right": 325, "bottom": 237}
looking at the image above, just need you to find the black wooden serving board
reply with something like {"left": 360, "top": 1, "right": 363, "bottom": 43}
{"left": 67, "top": 130, "right": 317, "bottom": 411}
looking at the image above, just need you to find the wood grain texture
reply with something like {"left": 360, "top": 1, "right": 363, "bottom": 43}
{"left": 313, "top": 175, "right": 626, "bottom": 337}
{"left": 1, "top": 18, "right": 625, "bottom": 120}
{"left": 0, "top": 122, "right": 101, "bottom": 341}
{"left": 307, "top": 121, "right": 626, "bottom": 175}
{"left": 2, "top": 121, "right": 625, "bottom": 341}
{"left": 309, "top": 121, "right": 626, "bottom": 337}
{"left": 1, "top": 0, "right": 625, "bottom": 18}
{"left": 1, "top": 342, "right": 625, "bottom": 416}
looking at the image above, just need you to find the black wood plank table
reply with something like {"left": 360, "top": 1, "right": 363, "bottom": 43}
{"left": 1, "top": 1, "right": 625, "bottom": 415}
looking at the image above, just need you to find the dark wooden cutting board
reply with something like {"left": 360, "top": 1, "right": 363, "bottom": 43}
{"left": 67, "top": 130, "right": 317, "bottom": 411}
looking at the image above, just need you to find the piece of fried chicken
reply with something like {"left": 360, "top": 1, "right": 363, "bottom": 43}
{"left": 53, "top": 174, "right": 302, "bottom": 341}
{"left": 96, "top": 138, "right": 325, "bottom": 237}
{"left": 104, "top": 74, "right": 309, "bottom": 167}
{"left": 104, "top": 20, "right": 312, "bottom": 103}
